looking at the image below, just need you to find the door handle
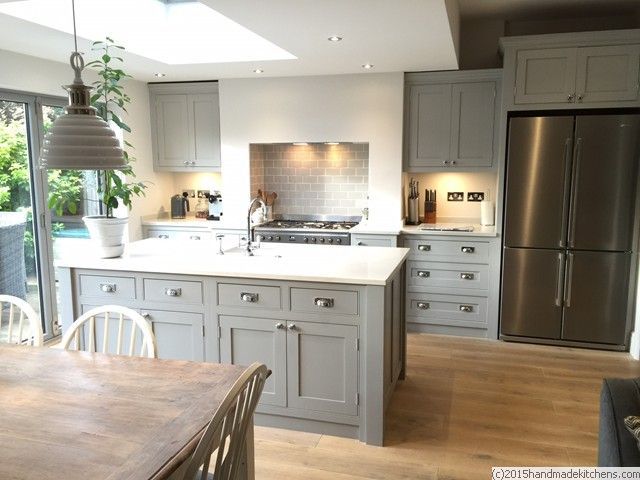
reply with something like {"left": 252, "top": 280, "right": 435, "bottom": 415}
{"left": 559, "top": 138, "right": 572, "bottom": 248}
{"left": 459, "top": 305, "right": 473, "bottom": 313}
{"left": 314, "top": 297, "right": 334, "bottom": 308}
{"left": 555, "top": 253, "right": 565, "bottom": 307}
{"left": 564, "top": 253, "right": 574, "bottom": 308}
{"left": 568, "top": 138, "right": 582, "bottom": 248}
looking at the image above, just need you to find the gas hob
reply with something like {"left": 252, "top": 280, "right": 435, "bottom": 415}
{"left": 254, "top": 216, "right": 360, "bottom": 245}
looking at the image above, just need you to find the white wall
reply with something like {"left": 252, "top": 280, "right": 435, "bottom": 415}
{"left": 0, "top": 49, "right": 173, "bottom": 240}
{"left": 218, "top": 73, "right": 404, "bottom": 226}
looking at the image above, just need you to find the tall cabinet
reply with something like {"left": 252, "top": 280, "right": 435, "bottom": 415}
{"left": 149, "top": 82, "right": 221, "bottom": 172}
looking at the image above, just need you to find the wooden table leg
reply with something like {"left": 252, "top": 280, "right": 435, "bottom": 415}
{"left": 239, "top": 416, "right": 255, "bottom": 479}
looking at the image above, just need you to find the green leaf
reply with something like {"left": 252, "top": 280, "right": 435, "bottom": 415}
{"left": 102, "top": 54, "right": 111, "bottom": 63}
{"left": 68, "top": 202, "right": 77, "bottom": 214}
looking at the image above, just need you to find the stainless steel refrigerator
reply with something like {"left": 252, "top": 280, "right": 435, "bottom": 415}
{"left": 500, "top": 114, "right": 640, "bottom": 349}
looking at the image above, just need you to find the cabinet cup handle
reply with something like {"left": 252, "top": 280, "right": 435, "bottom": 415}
{"left": 100, "top": 283, "right": 116, "bottom": 293}
{"left": 417, "top": 244, "right": 431, "bottom": 252}
{"left": 417, "top": 270, "right": 430, "bottom": 278}
{"left": 190, "top": 235, "right": 201, "bottom": 240}
{"left": 459, "top": 305, "right": 474, "bottom": 313}
{"left": 240, "top": 292, "right": 259, "bottom": 303}
{"left": 460, "top": 273, "right": 474, "bottom": 280}
{"left": 357, "top": 242, "right": 364, "bottom": 246}
{"left": 461, "top": 246, "right": 475, "bottom": 254}
{"left": 183, "top": 160, "right": 189, "bottom": 165}
{"left": 165, "top": 288, "right": 182, "bottom": 297}
{"left": 275, "top": 322, "right": 285, "bottom": 330}
{"left": 287, "top": 323, "right": 297, "bottom": 331}
{"left": 314, "top": 297, "right": 334, "bottom": 308}
{"left": 158, "top": 234, "right": 169, "bottom": 239}
{"left": 417, "top": 302, "right": 430, "bottom": 310}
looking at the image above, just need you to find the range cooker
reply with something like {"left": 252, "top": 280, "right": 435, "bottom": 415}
{"left": 254, "top": 216, "right": 360, "bottom": 245}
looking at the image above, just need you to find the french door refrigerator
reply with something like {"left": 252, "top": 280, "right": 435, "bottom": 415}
{"left": 500, "top": 114, "right": 640, "bottom": 349}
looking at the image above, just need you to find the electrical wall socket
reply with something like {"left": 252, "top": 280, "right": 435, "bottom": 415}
{"left": 182, "top": 189, "right": 195, "bottom": 198}
{"left": 467, "top": 192, "right": 485, "bottom": 202}
{"left": 447, "top": 192, "right": 464, "bottom": 202}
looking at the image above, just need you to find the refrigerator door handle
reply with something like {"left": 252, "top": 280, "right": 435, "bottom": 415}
{"left": 567, "top": 138, "right": 582, "bottom": 248}
{"left": 564, "top": 252, "right": 575, "bottom": 307}
{"left": 555, "top": 252, "right": 565, "bottom": 307}
{"left": 559, "top": 138, "right": 573, "bottom": 248}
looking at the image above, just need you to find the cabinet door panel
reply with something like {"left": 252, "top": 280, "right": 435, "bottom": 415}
{"left": 188, "top": 93, "right": 221, "bottom": 167}
{"left": 515, "top": 48, "right": 577, "bottom": 104}
{"left": 219, "top": 316, "right": 287, "bottom": 407}
{"left": 450, "top": 82, "right": 496, "bottom": 166}
{"left": 287, "top": 321, "right": 358, "bottom": 416}
{"left": 408, "top": 84, "right": 452, "bottom": 167}
{"left": 155, "top": 94, "right": 189, "bottom": 167}
{"left": 561, "top": 252, "right": 630, "bottom": 345}
{"left": 144, "top": 309, "right": 204, "bottom": 361}
{"left": 576, "top": 45, "right": 640, "bottom": 103}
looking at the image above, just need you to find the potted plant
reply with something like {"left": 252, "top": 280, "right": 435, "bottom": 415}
{"left": 50, "top": 38, "right": 147, "bottom": 258}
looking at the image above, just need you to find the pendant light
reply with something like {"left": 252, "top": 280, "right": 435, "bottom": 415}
{"left": 40, "top": 0, "right": 126, "bottom": 170}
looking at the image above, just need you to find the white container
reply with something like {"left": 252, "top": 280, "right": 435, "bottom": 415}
{"left": 83, "top": 216, "right": 128, "bottom": 258}
{"left": 480, "top": 200, "right": 495, "bottom": 226}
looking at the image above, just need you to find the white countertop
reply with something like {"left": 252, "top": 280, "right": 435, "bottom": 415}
{"left": 401, "top": 223, "right": 498, "bottom": 237}
{"left": 55, "top": 239, "right": 410, "bottom": 286}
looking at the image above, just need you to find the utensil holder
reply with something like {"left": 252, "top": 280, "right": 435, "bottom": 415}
{"left": 407, "top": 198, "right": 419, "bottom": 225}
{"left": 424, "top": 201, "right": 437, "bottom": 224}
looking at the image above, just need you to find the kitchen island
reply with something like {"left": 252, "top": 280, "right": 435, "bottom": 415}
{"left": 56, "top": 239, "right": 409, "bottom": 446}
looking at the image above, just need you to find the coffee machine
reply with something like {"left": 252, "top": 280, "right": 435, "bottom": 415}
{"left": 171, "top": 193, "right": 189, "bottom": 219}
{"left": 207, "top": 192, "right": 223, "bottom": 220}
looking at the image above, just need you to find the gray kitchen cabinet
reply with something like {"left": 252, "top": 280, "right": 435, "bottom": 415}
{"left": 351, "top": 234, "right": 397, "bottom": 247}
{"left": 287, "top": 321, "right": 359, "bottom": 416}
{"left": 404, "top": 70, "right": 501, "bottom": 171}
{"left": 143, "top": 309, "right": 205, "bottom": 361}
{"left": 149, "top": 82, "right": 221, "bottom": 172}
{"left": 575, "top": 45, "right": 640, "bottom": 103}
{"left": 219, "top": 315, "right": 287, "bottom": 407}
{"left": 514, "top": 47, "right": 577, "bottom": 104}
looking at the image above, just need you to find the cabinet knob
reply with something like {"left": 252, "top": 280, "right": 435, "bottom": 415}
{"left": 567, "top": 93, "right": 575, "bottom": 102}
{"left": 417, "top": 270, "right": 430, "bottom": 278}
{"left": 417, "top": 302, "right": 430, "bottom": 310}
{"left": 190, "top": 235, "right": 201, "bottom": 240}
{"left": 287, "top": 323, "right": 297, "bottom": 331}
{"left": 451, "top": 160, "right": 456, "bottom": 165}
{"left": 314, "top": 297, "right": 334, "bottom": 308}
{"left": 461, "top": 246, "right": 475, "bottom": 254}
{"left": 417, "top": 244, "right": 431, "bottom": 252}
{"left": 460, "top": 273, "right": 475, "bottom": 280}
{"left": 275, "top": 323, "right": 285, "bottom": 330}
{"left": 240, "top": 292, "right": 259, "bottom": 303}
{"left": 100, "top": 283, "right": 116, "bottom": 293}
{"left": 577, "top": 94, "right": 584, "bottom": 102}
{"left": 165, "top": 288, "right": 182, "bottom": 297}
{"left": 459, "top": 305, "right": 474, "bottom": 313}
{"left": 442, "top": 160, "right": 449, "bottom": 165}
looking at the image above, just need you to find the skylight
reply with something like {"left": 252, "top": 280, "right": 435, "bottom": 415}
{"left": 0, "top": 0, "right": 296, "bottom": 65}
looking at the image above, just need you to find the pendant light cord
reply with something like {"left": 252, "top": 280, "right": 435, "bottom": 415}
{"left": 72, "top": 0, "right": 78, "bottom": 53}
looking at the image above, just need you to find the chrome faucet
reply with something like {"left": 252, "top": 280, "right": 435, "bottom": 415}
{"left": 246, "top": 196, "right": 266, "bottom": 256}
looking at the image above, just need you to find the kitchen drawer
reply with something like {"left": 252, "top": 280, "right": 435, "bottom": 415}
{"left": 351, "top": 234, "right": 397, "bottom": 247}
{"left": 145, "top": 228, "right": 212, "bottom": 240}
{"left": 79, "top": 274, "right": 136, "bottom": 300}
{"left": 407, "top": 261, "right": 488, "bottom": 291}
{"left": 405, "top": 238, "right": 489, "bottom": 263}
{"left": 217, "top": 283, "right": 282, "bottom": 311}
{"left": 143, "top": 278, "right": 204, "bottom": 304}
{"left": 290, "top": 288, "right": 359, "bottom": 316}
{"left": 406, "top": 292, "right": 488, "bottom": 328}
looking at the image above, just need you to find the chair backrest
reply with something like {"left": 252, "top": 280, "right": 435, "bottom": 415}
{"left": 181, "top": 363, "right": 269, "bottom": 480}
{"left": 61, "top": 305, "right": 157, "bottom": 358}
{"left": 0, "top": 295, "right": 43, "bottom": 347}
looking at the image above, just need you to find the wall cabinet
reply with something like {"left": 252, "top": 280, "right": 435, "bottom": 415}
{"left": 515, "top": 44, "right": 640, "bottom": 105}
{"left": 149, "top": 82, "right": 221, "bottom": 172}
{"left": 404, "top": 70, "right": 501, "bottom": 171}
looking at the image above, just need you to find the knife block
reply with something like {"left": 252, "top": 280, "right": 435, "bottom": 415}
{"left": 424, "top": 201, "right": 437, "bottom": 224}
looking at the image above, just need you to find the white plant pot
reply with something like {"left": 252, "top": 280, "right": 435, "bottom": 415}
{"left": 82, "top": 216, "right": 128, "bottom": 258}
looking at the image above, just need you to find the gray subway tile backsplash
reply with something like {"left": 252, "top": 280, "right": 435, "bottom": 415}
{"left": 250, "top": 143, "right": 369, "bottom": 216}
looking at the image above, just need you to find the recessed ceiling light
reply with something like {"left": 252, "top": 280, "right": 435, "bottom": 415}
{"left": 292, "top": 142, "right": 308, "bottom": 146}
{"left": 154, "top": 72, "right": 166, "bottom": 77}
{"left": 325, "top": 142, "right": 340, "bottom": 145}
{"left": 253, "top": 68, "right": 263, "bottom": 74}
{"left": 328, "top": 36, "right": 342, "bottom": 42}
{"left": 362, "top": 63, "right": 374, "bottom": 70}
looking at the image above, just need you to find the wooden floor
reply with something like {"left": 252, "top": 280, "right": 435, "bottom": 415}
{"left": 253, "top": 333, "right": 640, "bottom": 480}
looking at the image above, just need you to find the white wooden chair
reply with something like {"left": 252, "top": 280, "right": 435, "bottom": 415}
{"left": 176, "top": 362, "right": 269, "bottom": 480}
{"left": 61, "top": 305, "right": 157, "bottom": 358}
{"left": 0, "top": 294, "right": 43, "bottom": 347}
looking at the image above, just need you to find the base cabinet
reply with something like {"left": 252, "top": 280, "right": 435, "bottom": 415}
{"left": 219, "top": 315, "right": 359, "bottom": 417}
{"left": 144, "top": 309, "right": 204, "bottom": 361}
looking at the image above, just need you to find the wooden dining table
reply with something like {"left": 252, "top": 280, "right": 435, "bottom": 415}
{"left": 0, "top": 343, "right": 251, "bottom": 480}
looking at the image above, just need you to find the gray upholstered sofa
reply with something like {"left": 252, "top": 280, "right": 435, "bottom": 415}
{"left": 0, "top": 211, "right": 27, "bottom": 299}
{"left": 599, "top": 378, "right": 640, "bottom": 467}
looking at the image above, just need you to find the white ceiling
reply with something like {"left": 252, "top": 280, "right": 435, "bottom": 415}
{"left": 458, "top": 0, "right": 640, "bottom": 19}
{"left": 0, "top": 0, "right": 460, "bottom": 82}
